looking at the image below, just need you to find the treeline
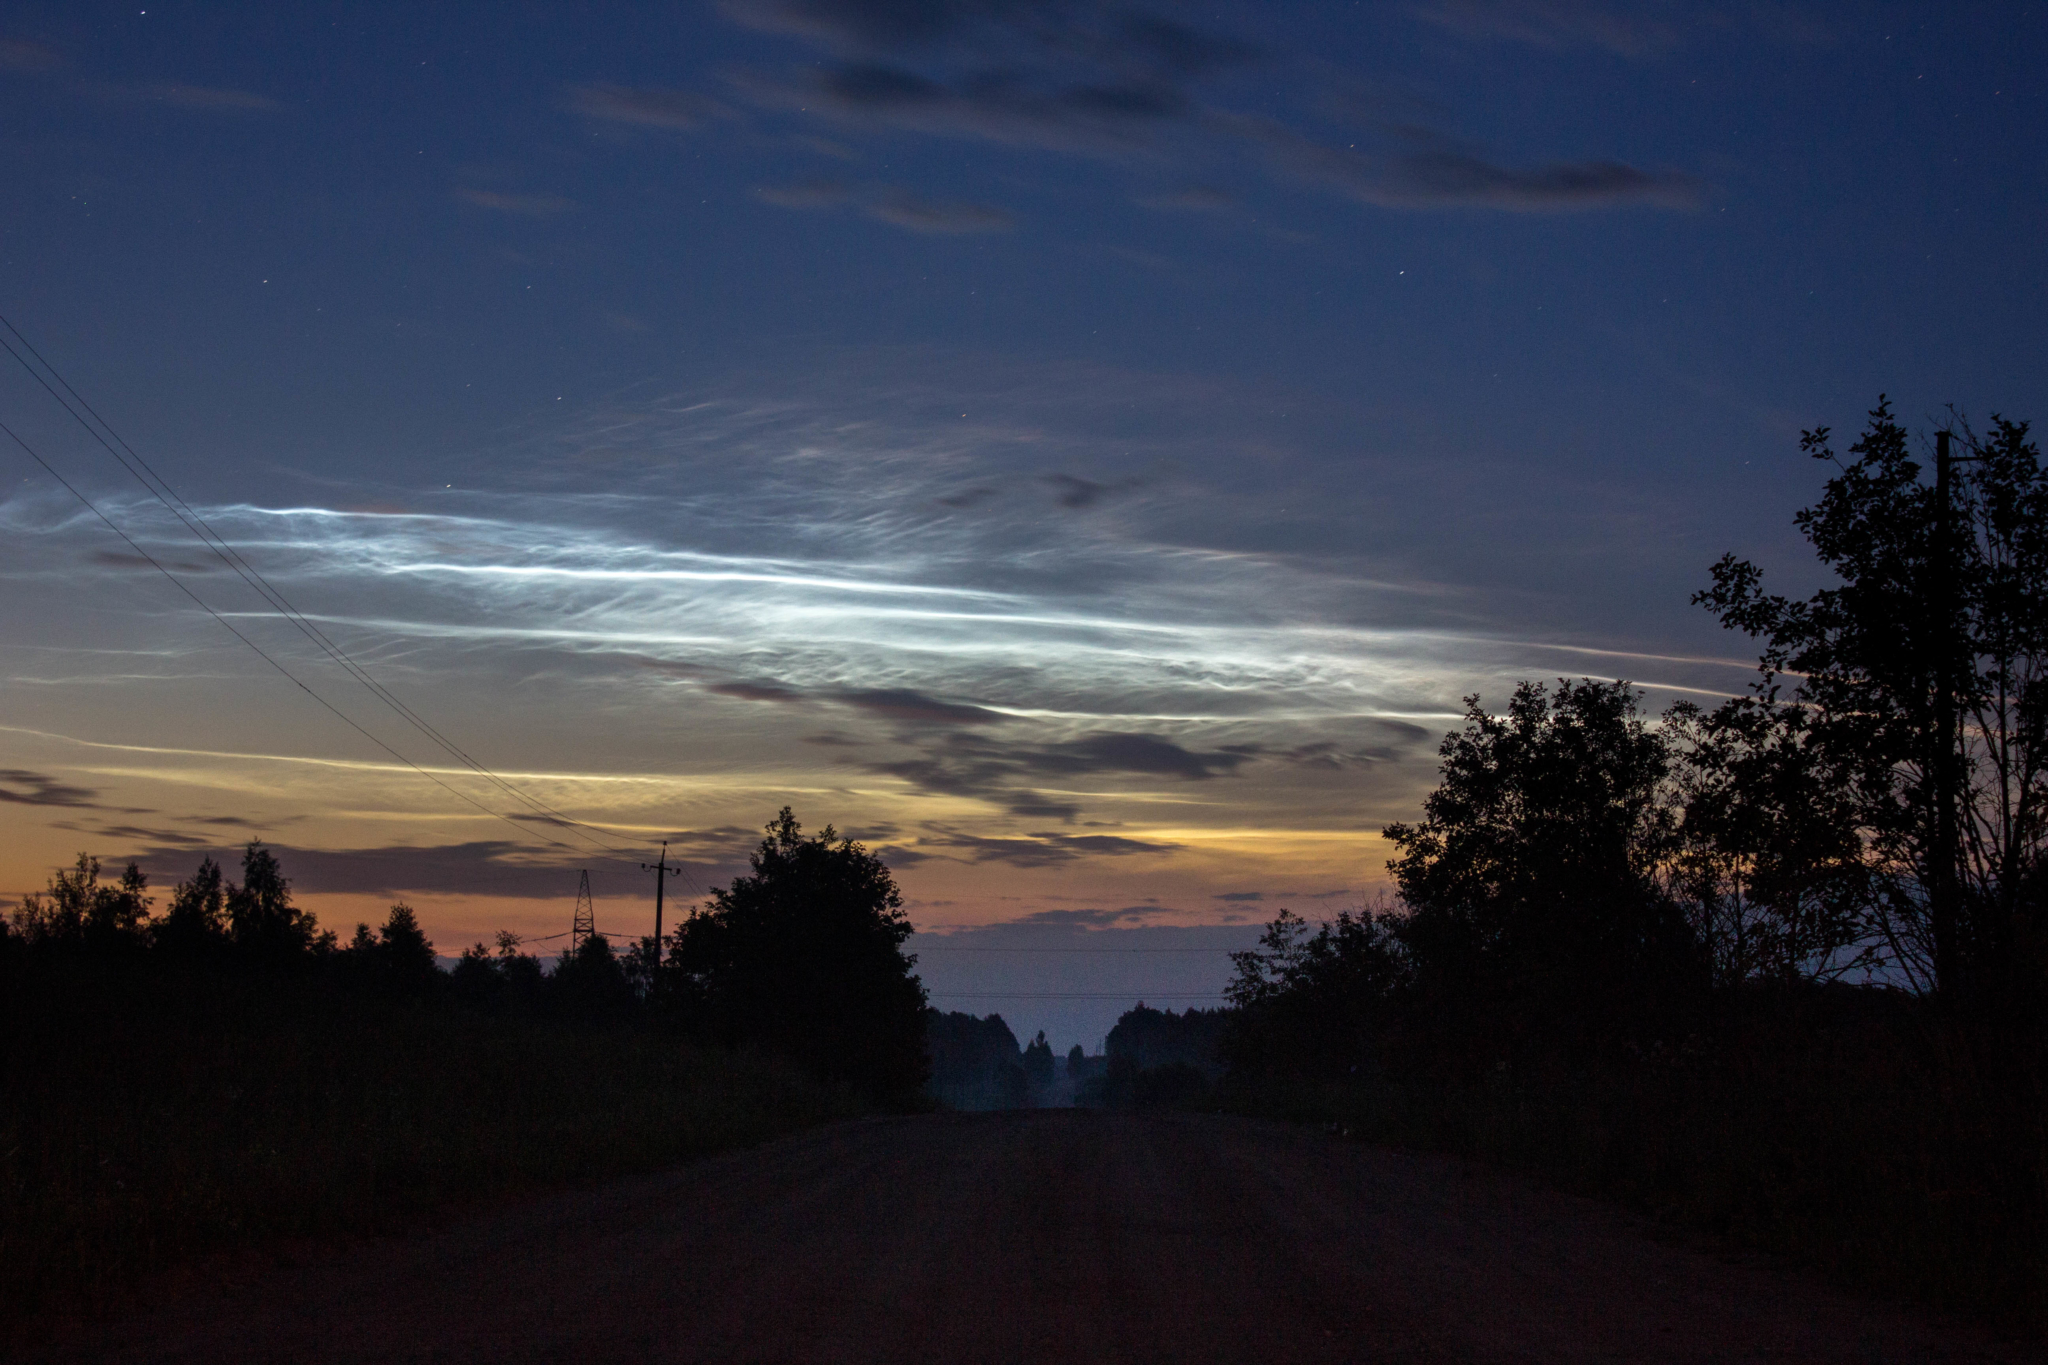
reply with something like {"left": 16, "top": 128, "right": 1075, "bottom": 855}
{"left": 922, "top": 1004, "right": 1227, "bottom": 1110}
{"left": 1, "top": 843, "right": 651, "bottom": 1022}
{"left": 1078, "top": 1004, "right": 1226, "bottom": 1109}
{"left": 3, "top": 809, "right": 933, "bottom": 1097}
{"left": 925, "top": 1012, "right": 1067, "bottom": 1108}
{"left": 1203, "top": 403, "right": 2048, "bottom": 1330}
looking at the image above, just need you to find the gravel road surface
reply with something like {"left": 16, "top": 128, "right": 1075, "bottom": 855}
{"left": 31, "top": 1110, "right": 2039, "bottom": 1364}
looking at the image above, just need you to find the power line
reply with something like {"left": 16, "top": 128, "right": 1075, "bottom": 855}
{"left": 509, "top": 927, "right": 647, "bottom": 944}
{"left": 0, "top": 313, "right": 646, "bottom": 859}
{"left": 915, "top": 946, "right": 1242, "bottom": 953}
{"left": 928, "top": 993, "right": 1229, "bottom": 1001}
{"left": 0, "top": 313, "right": 643, "bottom": 858}
{"left": 0, "top": 417, "right": 596, "bottom": 856}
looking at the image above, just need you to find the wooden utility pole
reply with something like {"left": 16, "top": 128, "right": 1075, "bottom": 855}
{"left": 1930, "top": 429, "right": 1981, "bottom": 997}
{"left": 642, "top": 840, "right": 677, "bottom": 955}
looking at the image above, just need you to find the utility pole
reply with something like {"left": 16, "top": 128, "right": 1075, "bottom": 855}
{"left": 642, "top": 840, "right": 677, "bottom": 956}
{"left": 1930, "top": 429, "right": 1981, "bottom": 997}
{"left": 570, "top": 870, "right": 595, "bottom": 953}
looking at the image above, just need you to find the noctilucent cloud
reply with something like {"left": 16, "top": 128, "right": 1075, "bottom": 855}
{"left": 1, "top": 2, "right": 2041, "bottom": 1045}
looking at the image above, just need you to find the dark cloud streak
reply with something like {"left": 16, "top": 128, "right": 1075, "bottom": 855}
{"left": 1413, "top": 0, "right": 1679, "bottom": 56}
{"left": 711, "top": 0, "right": 1691, "bottom": 215}
{"left": 914, "top": 826, "right": 1183, "bottom": 867}
{"left": 0, "top": 768, "right": 100, "bottom": 808}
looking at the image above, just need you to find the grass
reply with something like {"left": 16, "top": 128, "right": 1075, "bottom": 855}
{"left": 0, "top": 957, "right": 862, "bottom": 1332}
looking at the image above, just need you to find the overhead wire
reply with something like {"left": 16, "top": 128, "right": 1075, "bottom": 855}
{"left": 927, "top": 993, "right": 1228, "bottom": 1000}
{"left": 0, "top": 313, "right": 640, "bottom": 854}
{"left": 914, "top": 945, "right": 1241, "bottom": 953}
{"left": 0, "top": 312, "right": 651, "bottom": 861}
{"left": 0, "top": 418, "right": 598, "bottom": 856}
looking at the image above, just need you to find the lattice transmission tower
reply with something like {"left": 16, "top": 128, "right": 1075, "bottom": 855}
{"left": 570, "top": 870, "right": 595, "bottom": 952}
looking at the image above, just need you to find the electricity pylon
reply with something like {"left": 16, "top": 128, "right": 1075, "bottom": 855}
{"left": 570, "top": 870, "right": 595, "bottom": 953}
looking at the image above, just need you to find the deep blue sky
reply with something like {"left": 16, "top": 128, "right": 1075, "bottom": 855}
{"left": 2, "top": 1, "right": 2043, "bottom": 1046}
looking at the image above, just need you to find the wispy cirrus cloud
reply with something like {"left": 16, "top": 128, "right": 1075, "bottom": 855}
{"left": 1004, "top": 904, "right": 1186, "bottom": 925}
{"left": 568, "top": 83, "right": 726, "bottom": 129}
{"left": 0, "top": 355, "right": 1754, "bottom": 880}
{"left": 863, "top": 189, "right": 1014, "bottom": 234}
{"left": 1409, "top": 0, "right": 1827, "bottom": 57}
{"left": 1412, "top": 0, "right": 1687, "bottom": 56}
{"left": 0, "top": 37, "right": 59, "bottom": 72}
{"left": 749, "top": 178, "right": 1013, "bottom": 234}
{"left": 456, "top": 188, "right": 577, "bottom": 216}
{"left": 858, "top": 729, "right": 1254, "bottom": 822}
{"left": 710, "top": 680, "right": 1007, "bottom": 725}
{"left": 752, "top": 178, "right": 851, "bottom": 209}
{"left": 139, "top": 82, "right": 282, "bottom": 111}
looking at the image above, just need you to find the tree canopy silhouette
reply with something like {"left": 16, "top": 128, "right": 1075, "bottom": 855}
{"left": 227, "top": 842, "right": 327, "bottom": 958}
{"left": 1384, "top": 678, "right": 1700, "bottom": 1034}
{"left": 1696, "top": 399, "right": 2048, "bottom": 999}
{"left": 926, "top": 1009, "right": 1027, "bottom": 1109}
{"left": 670, "top": 808, "right": 927, "bottom": 1098}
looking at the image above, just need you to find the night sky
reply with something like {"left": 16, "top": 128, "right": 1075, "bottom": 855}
{"left": 2, "top": 1, "right": 2042, "bottom": 1047}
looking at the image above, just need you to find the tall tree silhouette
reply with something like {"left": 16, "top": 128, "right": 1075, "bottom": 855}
{"left": 344, "top": 903, "right": 440, "bottom": 997}
{"left": 226, "top": 842, "right": 324, "bottom": 958}
{"left": 552, "top": 932, "right": 636, "bottom": 1021}
{"left": 671, "top": 809, "right": 927, "bottom": 1097}
{"left": 154, "top": 857, "right": 228, "bottom": 955}
{"left": 1384, "top": 680, "right": 1699, "bottom": 1034}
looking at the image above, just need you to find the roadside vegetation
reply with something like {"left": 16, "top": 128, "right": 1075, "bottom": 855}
{"left": 0, "top": 810, "right": 920, "bottom": 1331}
{"left": 1099, "top": 403, "right": 2048, "bottom": 1333}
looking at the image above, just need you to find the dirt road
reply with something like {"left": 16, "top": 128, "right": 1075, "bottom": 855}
{"left": 33, "top": 1111, "right": 2037, "bottom": 1363}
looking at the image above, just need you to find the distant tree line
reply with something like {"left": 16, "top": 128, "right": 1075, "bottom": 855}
{"left": 1076, "top": 1004, "right": 1227, "bottom": 1109}
{"left": 925, "top": 1007, "right": 1098, "bottom": 1109}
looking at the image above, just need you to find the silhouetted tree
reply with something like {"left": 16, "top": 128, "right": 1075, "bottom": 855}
{"left": 449, "top": 931, "right": 547, "bottom": 1013}
{"left": 9, "top": 854, "right": 151, "bottom": 951}
{"left": 1663, "top": 699, "right": 1876, "bottom": 987}
{"left": 552, "top": 932, "right": 635, "bottom": 1021}
{"left": 671, "top": 808, "right": 927, "bottom": 1097}
{"left": 450, "top": 941, "right": 503, "bottom": 1008}
{"left": 926, "top": 1009, "right": 1026, "bottom": 1108}
{"left": 343, "top": 903, "right": 440, "bottom": 997}
{"left": 1022, "top": 1030, "right": 1055, "bottom": 1093}
{"left": 378, "top": 904, "right": 436, "bottom": 986}
{"left": 496, "top": 930, "right": 547, "bottom": 1012}
{"left": 1224, "top": 906, "right": 1406, "bottom": 1079}
{"left": 153, "top": 857, "right": 227, "bottom": 955}
{"left": 1383, "top": 680, "right": 1701, "bottom": 1038}
{"left": 93, "top": 863, "right": 151, "bottom": 948}
{"left": 1104, "top": 1003, "right": 1228, "bottom": 1074}
{"left": 1082, "top": 1005, "right": 1225, "bottom": 1110}
{"left": 226, "top": 842, "right": 325, "bottom": 958}
{"left": 1695, "top": 400, "right": 2048, "bottom": 999}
